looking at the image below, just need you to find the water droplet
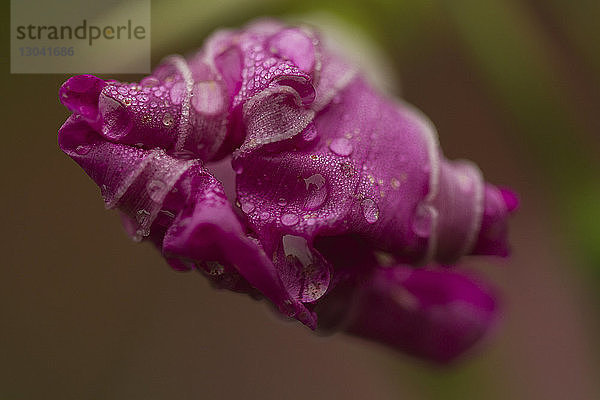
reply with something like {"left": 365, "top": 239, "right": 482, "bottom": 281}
{"left": 361, "top": 198, "right": 380, "bottom": 224}
{"left": 260, "top": 211, "right": 271, "bottom": 220}
{"left": 277, "top": 198, "right": 288, "bottom": 206}
{"left": 281, "top": 235, "right": 330, "bottom": 302}
{"left": 304, "top": 174, "right": 325, "bottom": 190}
{"left": 75, "top": 145, "right": 90, "bottom": 155}
{"left": 234, "top": 164, "right": 244, "bottom": 174}
{"left": 241, "top": 202, "right": 255, "bottom": 214}
{"left": 412, "top": 204, "right": 436, "bottom": 238}
{"left": 391, "top": 177, "right": 401, "bottom": 189}
{"left": 146, "top": 179, "right": 166, "bottom": 203}
{"left": 329, "top": 137, "right": 353, "bottom": 157}
{"left": 162, "top": 113, "right": 174, "bottom": 127}
{"left": 122, "top": 98, "right": 131, "bottom": 106}
{"left": 304, "top": 174, "right": 327, "bottom": 210}
{"left": 281, "top": 213, "right": 299, "bottom": 226}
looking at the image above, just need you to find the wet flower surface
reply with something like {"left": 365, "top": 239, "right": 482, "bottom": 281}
{"left": 58, "top": 19, "right": 517, "bottom": 362}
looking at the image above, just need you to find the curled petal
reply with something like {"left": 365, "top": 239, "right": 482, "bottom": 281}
{"left": 58, "top": 115, "right": 315, "bottom": 328}
{"left": 472, "top": 185, "right": 519, "bottom": 257}
{"left": 342, "top": 266, "right": 498, "bottom": 363}
{"left": 236, "top": 74, "right": 515, "bottom": 267}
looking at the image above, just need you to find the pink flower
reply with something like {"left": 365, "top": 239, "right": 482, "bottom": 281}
{"left": 58, "top": 19, "right": 518, "bottom": 362}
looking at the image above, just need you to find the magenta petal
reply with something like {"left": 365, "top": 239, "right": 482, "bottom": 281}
{"left": 214, "top": 45, "right": 244, "bottom": 99}
{"left": 59, "top": 60, "right": 230, "bottom": 161}
{"left": 472, "top": 184, "right": 514, "bottom": 257}
{"left": 345, "top": 266, "right": 498, "bottom": 363}
{"left": 59, "top": 114, "right": 315, "bottom": 327}
{"left": 160, "top": 168, "right": 316, "bottom": 328}
{"left": 59, "top": 75, "right": 106, "bottom": 123}
{"left": 273, "top": 234, "right": 332, "bottom": 303}
{"left": 432, "top": 159, "right": 485, "bottom": 263}
{"left": 267, "top": 28, "right": 317, "bottom": 74}
{"left": 500, "top": 187, "right": 520, "bottom": 213}
{"left": 59, "top": 115, "right": 196, "bottom": 238}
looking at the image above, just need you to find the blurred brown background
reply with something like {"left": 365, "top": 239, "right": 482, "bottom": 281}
{"left": 2, "top": 0, "right": 599, "bottom": 399}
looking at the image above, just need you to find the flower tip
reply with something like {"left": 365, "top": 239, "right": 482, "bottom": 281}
{"left": 345, "top": 267, "right": 498, "bottom": 363}
{"left": 59, "top": 75, "right": 105, "bottom": 122}
{"left": 499, "top": 187, "right": 520, "bottom": 213}
{"left": 471, "top": 184, "right": 516, "bottom": 257}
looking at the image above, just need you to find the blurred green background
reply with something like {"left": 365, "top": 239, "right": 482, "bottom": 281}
{"left": 2, "top": 0, "right": 599, "bottom": 399}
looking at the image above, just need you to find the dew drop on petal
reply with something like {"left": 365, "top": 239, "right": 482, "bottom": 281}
{"left": 361, "top": 198, "right": 380, "bottom": 224}
{"left": 303, "top": 174, "right": 327, "bottom": 210}
{"left": 241, "top": 202, "right": 255, "bottom": 214}
{"left": 304, "top": 174, "right": 325, "bottom": 190}
{"left": 162, "top": 113, "right": 174, "bottom": 127}
{"left": 281, "top": 235, "right": 330, "bottom": 302}
{"left": 281, "top": 213, "right": 299, "bottom": 226}
{"left": 329, "top": 137, "right": 353, "bottom": 157}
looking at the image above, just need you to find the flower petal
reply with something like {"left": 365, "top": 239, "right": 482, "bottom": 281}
{"left": 58, "top": 115, "right": 316, "bottom": 328}
{"left": 344, "top": 266, "right": 498, "bottom": 363}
